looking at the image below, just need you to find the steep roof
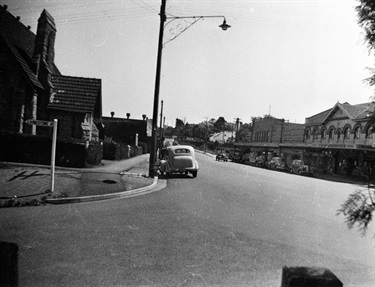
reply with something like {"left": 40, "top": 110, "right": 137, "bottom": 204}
{"left": 306, "top": 102, "right": 375, "bottom": 125}
{"left": 49, "top": 75, "right": 101, "bottom": 113}
{"left": 340, "top": 102, "right": 375, "bottom": 120}
{"left": 0, "top": 5, "right": 60, "bottom": 90}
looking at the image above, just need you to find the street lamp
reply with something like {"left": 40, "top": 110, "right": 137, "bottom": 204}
{"left": 149, "top": 0, "right": 230, "bottom": 177}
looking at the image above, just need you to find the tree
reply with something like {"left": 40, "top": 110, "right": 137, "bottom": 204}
{"left": 237, "top": 123, "right": 252, "bottom": 142}
{"left": 337, "top": 1, "right": 375, "bottom": 237}
{"left": 174, "top": 118, "right": 185, "bottom": 136}
{"left": 356, "top": 0, "right": 375, "bottom": 89}
{"left": 337, "top": 184, "right": 375, "bottom": 236}
{"left": 175, "top": 118, "right": 184, "bottom": 129}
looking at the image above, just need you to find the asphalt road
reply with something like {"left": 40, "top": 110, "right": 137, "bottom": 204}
{"left": 0, "top": 152, "right": 374, "bottom": 286}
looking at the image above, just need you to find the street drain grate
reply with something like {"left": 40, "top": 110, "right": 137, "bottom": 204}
{"left": 102, "top": 179, "right": 117, "bottom": 184}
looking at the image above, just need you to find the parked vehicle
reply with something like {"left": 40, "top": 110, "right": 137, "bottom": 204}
{"left": 289, "top": 159, "right": 313, "bottom": 175}
{"left": 268, "top": 157, "right": 286, "bottom": 171}
{"left": 159, "top": 145, "right": 199, "bottom": 178}
{"left": 216, "top": 153, "right": 228, "bottom": 162}
{"left": 255, "top": 155, "right": 266, "bottom": 168}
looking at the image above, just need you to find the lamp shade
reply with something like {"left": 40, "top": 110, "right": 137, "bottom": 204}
{"left": 219, "top": 20, "right": 231, "bottom": 31}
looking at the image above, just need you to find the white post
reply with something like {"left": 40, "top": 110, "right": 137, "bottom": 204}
{"left": 50, "top": 119, "right": 58, "bottom": 192}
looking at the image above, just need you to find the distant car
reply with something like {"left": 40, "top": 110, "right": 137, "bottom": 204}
{"left": 268, "top": 157, "right": 286, "bottom": 171}
{"left": 216, "top": 153, "right": 228, "bottom": 162}
{"left": 159, "top": 145, "right": 199, "bottom": 178}
{"left": 289, "top": 159, "right": 313, "bottom": 175}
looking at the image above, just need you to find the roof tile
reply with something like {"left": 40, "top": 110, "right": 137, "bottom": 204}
{"left": 49, "top": 75, "right": 101, "bottom": 113}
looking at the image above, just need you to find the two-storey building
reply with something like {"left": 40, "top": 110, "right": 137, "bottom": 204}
{"left": 234, "top": 116, "right": 305, "bottom": 165}
{"left": 302, "top": 101, "right": 375, "bottom": 177}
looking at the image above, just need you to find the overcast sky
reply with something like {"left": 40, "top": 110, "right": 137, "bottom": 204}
{"left": 3, "top": 0, "right": 374, "bottom": 126}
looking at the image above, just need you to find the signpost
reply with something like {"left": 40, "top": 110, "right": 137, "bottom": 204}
{"left": 26, "top": 119, "right": 58, "bottom": 192}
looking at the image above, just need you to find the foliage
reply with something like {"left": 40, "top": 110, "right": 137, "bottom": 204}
{"left": 175, "top": 118, "right": 184, "bottom": 128}
{"left": 214, "top": 117, "right": 226, "bottom": 132}
{"left": 237, "top": 123, "right": 252, "bottom": 142}
{"left": 337, "top": 186, "right": 375, "bottom": 236}
{"left": 356, "top": 0, "right": 375, "bottom": 90}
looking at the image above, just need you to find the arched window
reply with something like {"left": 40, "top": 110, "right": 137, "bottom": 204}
{"left": 305, "top": 129, "right": 311, "bottom": 140}
{"left": 337, "top": 129, "right": 341, "bottom": 140}
{"left": 354, "top": 126, "right": 361, "bottom": 139}
{"left": 328, "top": 127, "right": 335, "bottom": 139}
{"left": 366, "top": 126, "right": 374, "bottom": 139}
{"left": 321, "top": 128, "right": 326, "bottom": 139}
{"left": 313, "top": 128, "right": 319, "bottom": 140}
{"left": 344, "top": 127, "right": 351, "bottom": 139}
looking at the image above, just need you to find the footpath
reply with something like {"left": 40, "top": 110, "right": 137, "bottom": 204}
{"left": 0, "top": 154, "right": 157, "bottom": 207}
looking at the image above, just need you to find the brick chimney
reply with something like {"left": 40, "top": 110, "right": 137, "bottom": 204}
{"left": 33, "top": 9, "right": 56, "bottom": 93}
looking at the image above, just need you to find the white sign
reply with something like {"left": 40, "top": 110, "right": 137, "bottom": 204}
{"left": 25, "top": 119, "right": 54, "bottom": 127}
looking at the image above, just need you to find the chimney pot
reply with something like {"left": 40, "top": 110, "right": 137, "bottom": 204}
{"left": 126, "top": 113, "right": 131, "bottom": 119}
{"left": 3, "top": 5, "right": 8, "bottom": 10}
{"left": 16, "top": 16, "right": 20, "bottom": 21}
{"left": 27, "top": 25, "right": 31, "bottom": 30}
{"left": 110, "top": 111, "right": 115, "bottom": 118}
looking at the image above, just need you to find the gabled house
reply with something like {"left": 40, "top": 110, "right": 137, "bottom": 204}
{"left": 50, "top": 75, "right": 101, "bottom": 140}
{"left": 0, "top": 5, "right": 101, "bottom": 141}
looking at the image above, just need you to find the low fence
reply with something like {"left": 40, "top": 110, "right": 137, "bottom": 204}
{"left": 0, "top": 131, "right": 102, "bottom": 168}
{"left": 102, "top": 141, "right": 143, "bottom": 161}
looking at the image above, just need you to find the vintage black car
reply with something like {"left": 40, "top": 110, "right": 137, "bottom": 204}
{"left": 216, "top": 153, "right": 228, "bottom": 162}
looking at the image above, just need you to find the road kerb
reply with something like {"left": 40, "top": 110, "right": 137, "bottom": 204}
{"left": 45, "top": 176, "right": 158, "bottom": 204}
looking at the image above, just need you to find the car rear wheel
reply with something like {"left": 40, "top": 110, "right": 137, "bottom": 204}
{"left": 192, "top": 171, "right": 197, "bottom": 178}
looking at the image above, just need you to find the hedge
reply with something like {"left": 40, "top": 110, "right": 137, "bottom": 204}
{"left": 0, "top": 131, "right": 102, "bottom": 168}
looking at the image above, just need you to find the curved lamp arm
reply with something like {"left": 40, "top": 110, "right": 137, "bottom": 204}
{"left": 163, "top": 15, "right": 230, "bottom": 46}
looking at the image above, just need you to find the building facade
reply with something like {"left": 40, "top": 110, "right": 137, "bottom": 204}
{"left": 302, "top": 102, "right": 375, "bottom": 177}
{"left": 95, "top": 114, "right": 152, "bottom": 150}
{"left": 235, "top": 116, "right": 305, "bottom": 165}
{"left": 234, "top": 102, "right": 375, "bottom": 179}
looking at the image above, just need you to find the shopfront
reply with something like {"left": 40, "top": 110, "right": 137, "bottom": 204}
{"left": 284, "top": 142, "right": 375, "bottom": 179}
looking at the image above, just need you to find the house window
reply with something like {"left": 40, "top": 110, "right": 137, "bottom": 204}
{"left": 321, "top": 129, "right": 326, "bottom": 139}
{"left": 305, "top": 129, "right": 310, "bottom": 140}
{"left": 337, "top": 129, "right": 341, "bottom": 140}
{"left": 354, "top": 126, "right": 361, "bottom": 139}
{"left": 366, "top": 126, "right": 374, "bottom": 139}
{"left": 329, "top": 128, "right": 334, "bottom": 139}
{"left": 344, "top": 127, "right": 350, "bottom": 139}
{"left": 313, "top": 128, "right": 319, "bottom": 140}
